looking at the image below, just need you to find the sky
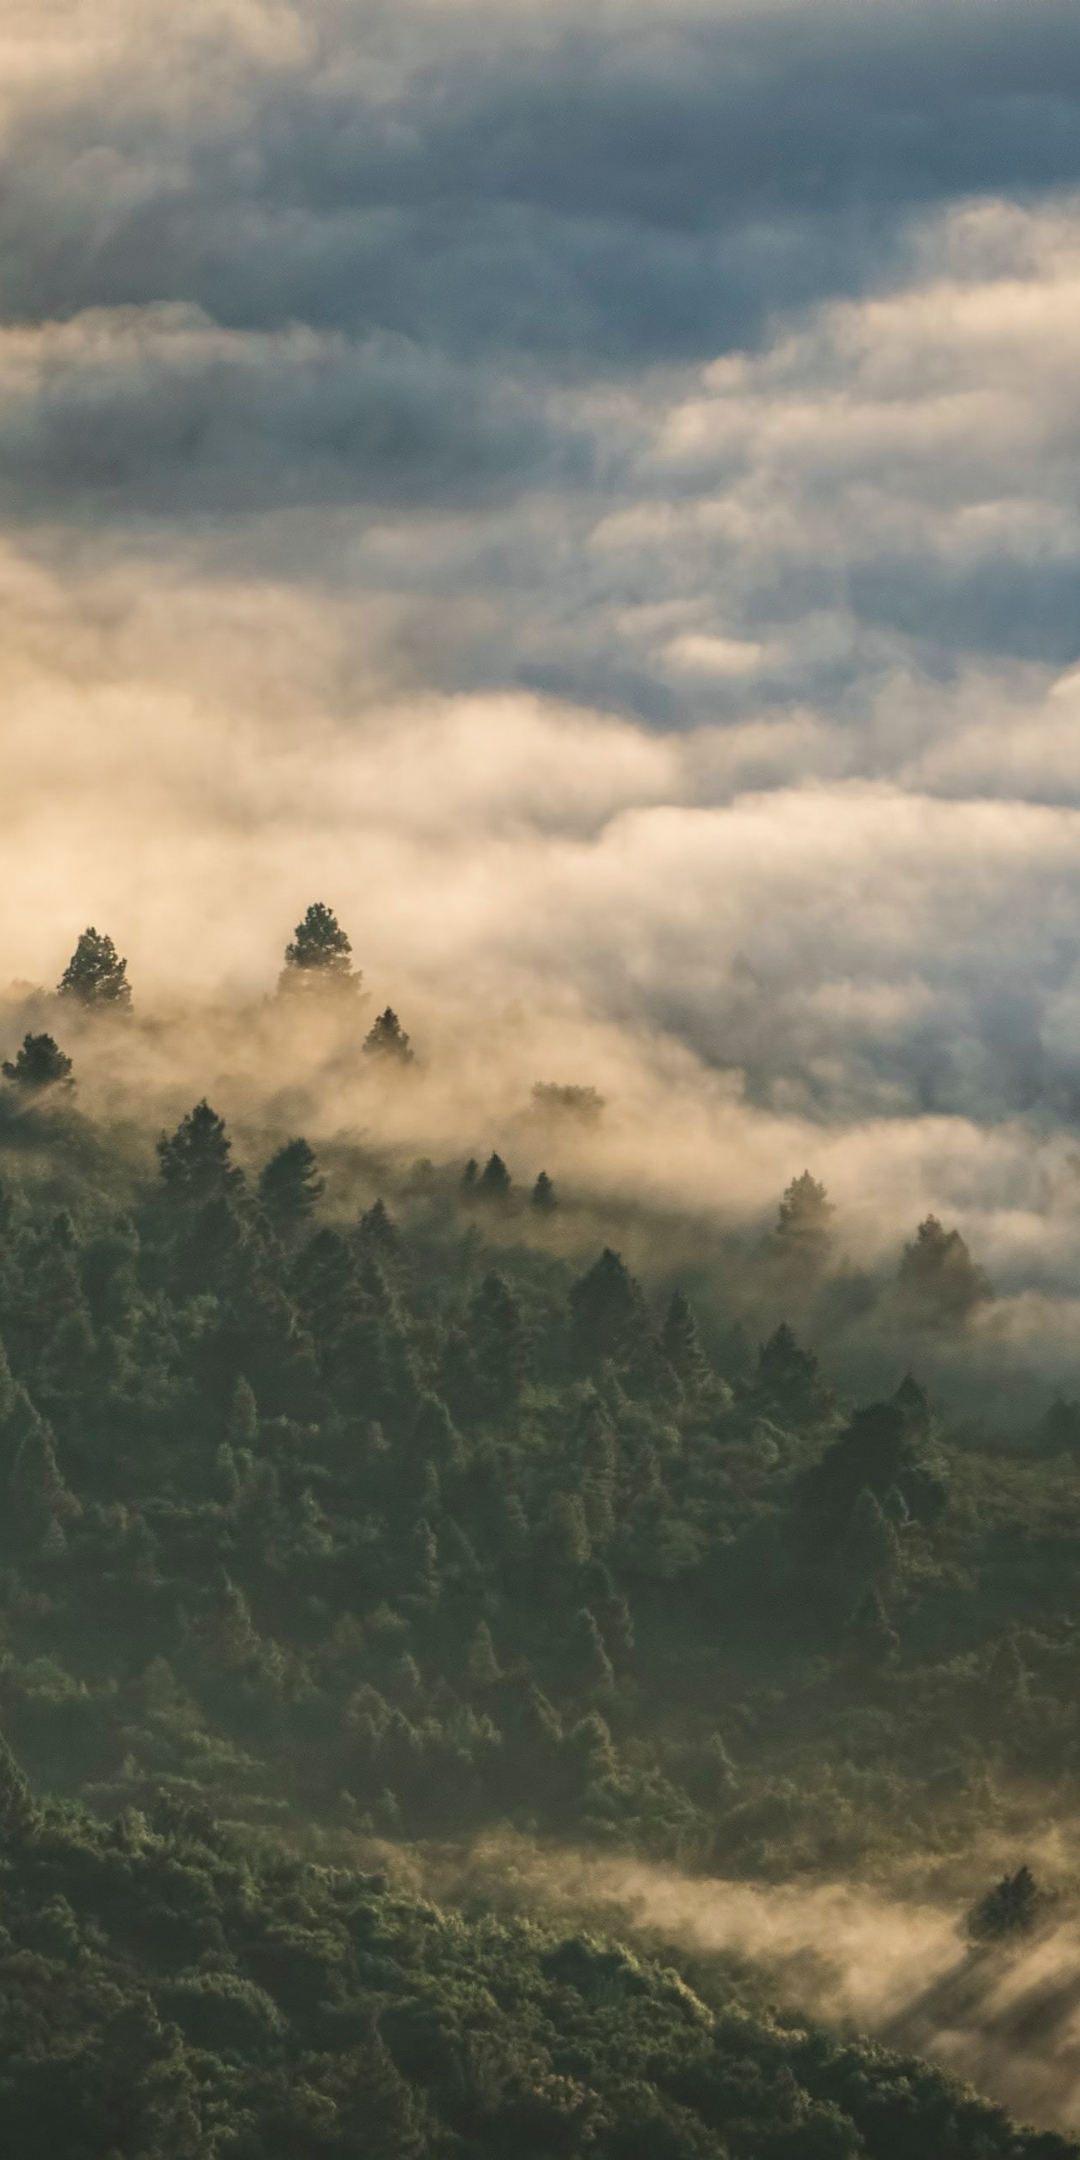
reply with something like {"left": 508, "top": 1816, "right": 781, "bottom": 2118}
{"left": 4, "top": 0, "right": 1080, "bottom": 1326}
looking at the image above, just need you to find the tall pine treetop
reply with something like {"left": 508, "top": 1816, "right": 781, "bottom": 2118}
{"left": 280, "top": 904, "right": 360, "bottom": 994}
{"left": 364, "top": 1008, "right": 414, "bottom": 1063}
{"left": 158, "top": 1101, "right": 243, "bottom": 1204}
{"left": 58, "top": 927, "right": 131, "bottom": 1010}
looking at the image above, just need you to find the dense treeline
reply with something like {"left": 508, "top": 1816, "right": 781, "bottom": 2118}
{"left": 2, "top": 1760, "right": 1073, "bottom": 2160}
{"left": 1, "top": 912, "right": 1079, "bottom": 2152}
{"left": 0, "top": 929, "right": 1072, "bottom": 1872}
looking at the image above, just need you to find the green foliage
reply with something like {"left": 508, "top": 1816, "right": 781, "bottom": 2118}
{"left": 258, "top": 1136, "right": 324, "bottom": 1229}
{"left": 0, "top": 1755, "right": 1057, "bottom": 2160}
{"left": 569, "top": 1247, "right": 643, "bottom": 1372}
{"left": 967, "top": 1864, "right": 1050, "bottom": 1942}
{"left": 0, "top": 1081, "right": 1057, "bottom": 1882}
{"left": 477, "top": 1152, "right": 512, "bottom": 1204}
{"left": 158, "top": 1100, "right": 242, "bottom": 1204}
{"left": 2, "top": 1033, "right": 73, "bottom": 1091}
{"left": 280, "top": 902, "right": 359, "bottom": 992}
{"left": 57, "top": 926, "right": 131, "bottom": 1010}
{"left": 364, "top": 1009, "right": 415, "bottom": 1063}
{"left": 775, "top": 1170, "right": 834, "bottom": 1266}
{"left": 897, "top": 1215, "right": 992, "bottom": 1325}
{"left": 532, "top": 1169, "right": 557, "bottom": 1213}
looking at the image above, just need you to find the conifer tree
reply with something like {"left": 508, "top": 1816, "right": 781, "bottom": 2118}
{"left": 660, "top": 1290, "right": 709, "bottom": 1392}
{"left": 227, "top": 1376, "right": 259, "bottom": 1450}
{"left": 469, "top": 1272, "right": 526, "bottom": 1418}
{"left": 363, "top": 1008, "right": 414, "bottom": 1063}
{"left": 477, "top": 1152, "right": 512, "bottom": 1204}
{"left": 359, "top": 1198, "right": 400, "bottom": 1266}
{"left": 567, "top": 1607, "right": 615, "bottom": 1693}
{"left": 968, "top": 1865, "right": 1046, "bottom": 1942}
{"left": 531, "top": 1170, "right": 557, "bottom": 1214}
{"left": 754, "top": 1321, "right": 832, "bottom": 1424}
{"left": 568, "top": 1248, "right": 642, "bottom": 1372}
{"left": 467, "top": 1620, "right": 501, "bottom": 1688}
{"left": 279, "top": 902, "right": 359, "bottom": 993}
{"left": 201, "top": 1569, "right": 259, "bottom": 1670}
{"left": 844, "top": 1584, "right": 898, "bottom": 1665}
{"left": 11, "top": 1412, "right": 78, "bottom": 1543}
{"left": 2, "top": 1033, "right": 73, "bottom": 1091}
{"left": 841, "top": 1486, "right": 901, "bottom": 1594}
{"left": 57, "top": 926, "right": 132, "bottom": 1010}
{"left": 898, "top": 1215, "right": 992, "bottom": 1324}
{"left": 544, "top": 1489, "right": 591, "bottom": 1573}
{"left": 775, "top": 1171, "right": 833, "bottom": 1266}
{"left": 258, "top": 1136, "right": 323, "bottom": 1230}
{"left": 158, "top": 1101, "right": 243, "bottom": 1204}
{"left": 0, "top": 1730, "right": 38, "bottom": 1842}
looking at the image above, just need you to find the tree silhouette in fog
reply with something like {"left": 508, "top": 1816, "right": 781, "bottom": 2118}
{"left": 57, "top": 927, "right": 131, "bottom": 1011}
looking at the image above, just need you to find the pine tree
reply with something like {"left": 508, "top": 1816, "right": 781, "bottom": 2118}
{"left": 359, "top": 1198, "right": 400, "bottom": 1267}
{"left": 477, "top": 1153, "right": 512, "bottom": 1204}
{"left": 531, "top": 1170, "right": 557, "bottom": 1214}
{"left": 158, "top": 1101, "right": 243, "bottom": 1204}
{"left": 0, "top": 1730, "right": 38, "bottom": 1842}
{"left": 461, "top": 1158, "right": 479, "bottom": 1198}
{"left": 893, "top": 1370, "right": 933, "bottom": 1437}
{"left": 841, "top": 1486, "right": 901, "bottom": 1593}
{"left": 0, "top": 1335, "right": 16, "bottom": 1427}
{"left": 543, "top": 1489, "right": 591, "bottom": 1573}
{"left": 213, "top": 1443, "right": 242, "bottom": 1507}
{"left": 363, "top": 1008, "right": 414, "bottom": 1063}
{"left": 57, "top": 926, "right": 131, "bottom": 1010}
{"left": 844, "top": 1584, "right": 898, "bottom": 1665}
{"left": 467, "top": 1620, "right": 501, "bottom": 1688}
{"left": 754, "top": 1322, "right": 832, "bottom": 1424}
{"left": 660, "top": 1290, "right": 709, "bottom": 1392}
{"left": 568, "top": 1248, "right": 643, "bottom": 1372}
{"left": 898, "top": 1215, "right": 992, "bottom": 1324}
{"left": 279, "top": 902, "right": 359, "bottom": 993}
{"left": 411, "top": 1518, "right": 440, "bottom": 1601}
{"left": 200, "top": 1569, "right": 259, "bottom": 1670}
{"left": 258, "top": 1136, "right": 323, "bottom": 1229}
{"left": 775, "top": 1171, "right": 833, "bottom": 1266}
{"left": 11, "top": 1413, "right": 78, "bottom": 1543}
{"left": 967, "top": 1865, "right": 1047, "bottom": 1943}
{"left": 333, "top": 2030, "right": 426, "bottom": 2160}
{"left": 2, "top": 1033, "right": 73, "bottom": 1091}
{"left": 227, "top": 1376, "right": 259, "bottom": 1450}
{"left": 579, "top": 1394, "right": 617, "bottom": 1544}
{"left": 470, "top": 1272, "right": 526, "bottom": 1419}
{"left": 567, "top": 1608, "right": 615, "bottom": 1693}
{"left": 411, "top": 1392, "right": 463, "bottom": 1473}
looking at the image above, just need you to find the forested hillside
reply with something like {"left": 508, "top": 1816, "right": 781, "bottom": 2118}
{"left": 2, "top": 916, "right": 1080, "bottom": 2154}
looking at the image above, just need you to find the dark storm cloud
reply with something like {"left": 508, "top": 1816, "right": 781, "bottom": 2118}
{"left": 0, "top": 308, "right": 577, "bottom": 518}
{"left": 2, "top": 0, "right": 1079, "bottom": 363}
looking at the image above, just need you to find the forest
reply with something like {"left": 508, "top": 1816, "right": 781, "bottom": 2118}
{"left": 2, "top": 910, "right": 1080, "bottom": 2157}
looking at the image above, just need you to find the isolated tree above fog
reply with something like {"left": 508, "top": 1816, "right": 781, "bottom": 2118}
{"left": 775, "top": 1170, "right": 833, "bottom": 1264}
{"left": 898, "top": 1214, "right": 992, "bottom": 1324}
{"left": 363, "top": 1008, "right": 414, "bottom": 1063}
{"left": 279, "top": 903, "right": 360, "bottom": 994}
{"left": 57, "top": 927, "right": 131, "bottom": 1011}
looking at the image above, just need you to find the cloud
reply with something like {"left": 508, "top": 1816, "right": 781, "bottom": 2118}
{"left": 0, "top": 306, "right": 575, "bottom": 517}
{"left": 6, "top": 0, "right": 1080, "bottom": 1403}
